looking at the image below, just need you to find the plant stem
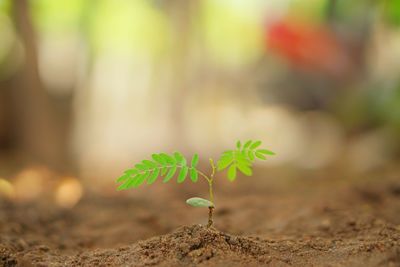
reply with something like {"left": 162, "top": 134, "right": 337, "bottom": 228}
{"left": 195, "top": 158, "right": 216, "bottom": 228}
{"left": 206, "top": 158, "right": 216, "bottom": 228}
{"left": 208, "top": 180, "right": 214, "bottom": 204}
{"left": 207, "top": 179, "right": 214, "bottom": 228}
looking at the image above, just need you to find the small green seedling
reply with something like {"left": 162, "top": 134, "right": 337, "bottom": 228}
{"left": 116, "top": 140, "right": 275, "bottom": 227}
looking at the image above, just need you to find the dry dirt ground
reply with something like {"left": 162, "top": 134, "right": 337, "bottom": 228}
{"left": 1, "top": 166, "right": 400, "bottom": 266}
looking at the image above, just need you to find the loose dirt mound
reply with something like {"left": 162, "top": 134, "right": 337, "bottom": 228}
{"left": 70, "top": 222, "right": 400, "bottom": 267}
{"left": 72, "top": 224, "right": 271, "bottom": 267}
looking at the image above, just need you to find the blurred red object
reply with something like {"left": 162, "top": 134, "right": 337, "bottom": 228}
{"left": 267, "top": 20, "right": 352, "bottom": 78}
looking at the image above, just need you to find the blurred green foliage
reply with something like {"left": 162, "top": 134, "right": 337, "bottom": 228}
{"left": 31, "top": 0, "right": 84, "bottom": 32}
{"left": 384, "top": 0, "right": 400, "bottom": 26}
{"left": 89, "top": 0, "right": 170, "bottom": 55}
{"left": 0, "top": 0, "right": 399, "bottom": 139}
{"left": 288, "top": 0, "right": 328, "bottom": 23}
{"left": 200, "top": 0, "right": 264, "bottom": 67}
{"left": 0, "top": 0, "right": 11, "bottom": 13}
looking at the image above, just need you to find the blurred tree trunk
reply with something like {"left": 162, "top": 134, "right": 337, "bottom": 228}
{"left": 10, "top": 0, "right": 66, "bottom": 168}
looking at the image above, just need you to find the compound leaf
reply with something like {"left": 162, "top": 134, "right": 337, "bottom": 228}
{"left": 117, "top": 151, "right": 201, "bottom": 190}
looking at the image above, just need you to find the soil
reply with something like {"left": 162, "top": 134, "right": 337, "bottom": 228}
{"left": 1, "top": 166, "right": 400, "bottom": 266}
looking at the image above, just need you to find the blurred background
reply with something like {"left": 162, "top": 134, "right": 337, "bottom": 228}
{"left": 0, "top": 0, "right": 400, "bottom": 207}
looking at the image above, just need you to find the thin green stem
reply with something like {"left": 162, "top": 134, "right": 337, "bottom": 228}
{"left": 210, "top": 158, "right": 216, "bottom": 180}
{"left": 208, "top": 158, "right": 216, "bottom": 204}
{"left": 208, "top": 180, "right": 214, "bottom": 204}
{"left": 197, "top": 169, "right": 211, "bottom": 183}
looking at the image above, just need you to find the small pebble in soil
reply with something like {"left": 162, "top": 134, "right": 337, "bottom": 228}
{"left": 318, "top": 219, "right": 331, "bottom": 231}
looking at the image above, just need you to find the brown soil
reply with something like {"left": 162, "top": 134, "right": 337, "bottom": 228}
{"left": 1, "top": 166, "right": 400, "bottom": 266}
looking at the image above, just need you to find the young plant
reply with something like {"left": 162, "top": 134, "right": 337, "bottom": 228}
{"left": 116, "top": 140, "right": 275, "bottom": 227}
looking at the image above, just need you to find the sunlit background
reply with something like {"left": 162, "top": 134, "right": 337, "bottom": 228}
{"left": 1, "top": 0, "right": 400, "bottom": 207}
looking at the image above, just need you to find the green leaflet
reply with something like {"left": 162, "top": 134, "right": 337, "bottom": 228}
{"left": 243, "top": 140, "right": 252, "bottom": 149}
{"left": 227, "top": 165, "right": 236, "bottom": 181}
{"left": 236, "top": 140, "right": 241, "bottom": 149}
{"left": 118, "top": 175, "right": 136, "bottom": 190}
{"left": 135, "top": 163, "right": 147, "bottom": 170}
{"left": 256, "top": 149, "right": 275, "bottom": 155}
{"left": 133, "top": 172, "right": 150, "bottom": 187}
{"left": 191, "top": 154, "right": 199, "bottom": 168}
{"left": 250, "top": 140, "right": 261, "bottom": 149}
{"left": 190, "top": 168, "right": 198, "bottom": 182}
{"left": 116, "top": 174, "right": 129, "bottom": 183}
{"left": 117, "top": 175, "right": 135, "bottom": 190}
{"left": 142, "top": 160, "right": 156, "bottom": 168}
{"left": 237, "top": 162, "right": 252, "bottom": 176}
{"left": 163, "top": 165, "right": 177, "bottom": 182}
{"left": 117, "top": 181, "right": 128, "bottom": 191}
{"left": 174, "top": 152, "right": 186, "bottom": 165}
{"left": 248, "top": 150, "right": 255, "bottom": 161}
{"left": 147, "top": 168, "right": 160, "bottom": 184}
{"left": 126, "top": 175, "right": 140, "bottom": 188}
{"left": 255, "top": 151, "right": 266, "bottom": 160}
{"left": 160, "top": 153, "right": 175, "bottom": 164}
{"left": 161, "top": 166, "right": 168, "bottom": 176}
{"left": 151, "top": 153, "right": 164, "bottom": 164}
{"left": 217, "top": 151, "right": 234, "bottom": 171}
{"left": 124, "top": 169, "right": 138, "bottom": 176}
{"left": 235, "top": 150, "right": 249, "bottom": 162}
{"left": 177, "top": 166, "right": 188, "bottom": 183}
